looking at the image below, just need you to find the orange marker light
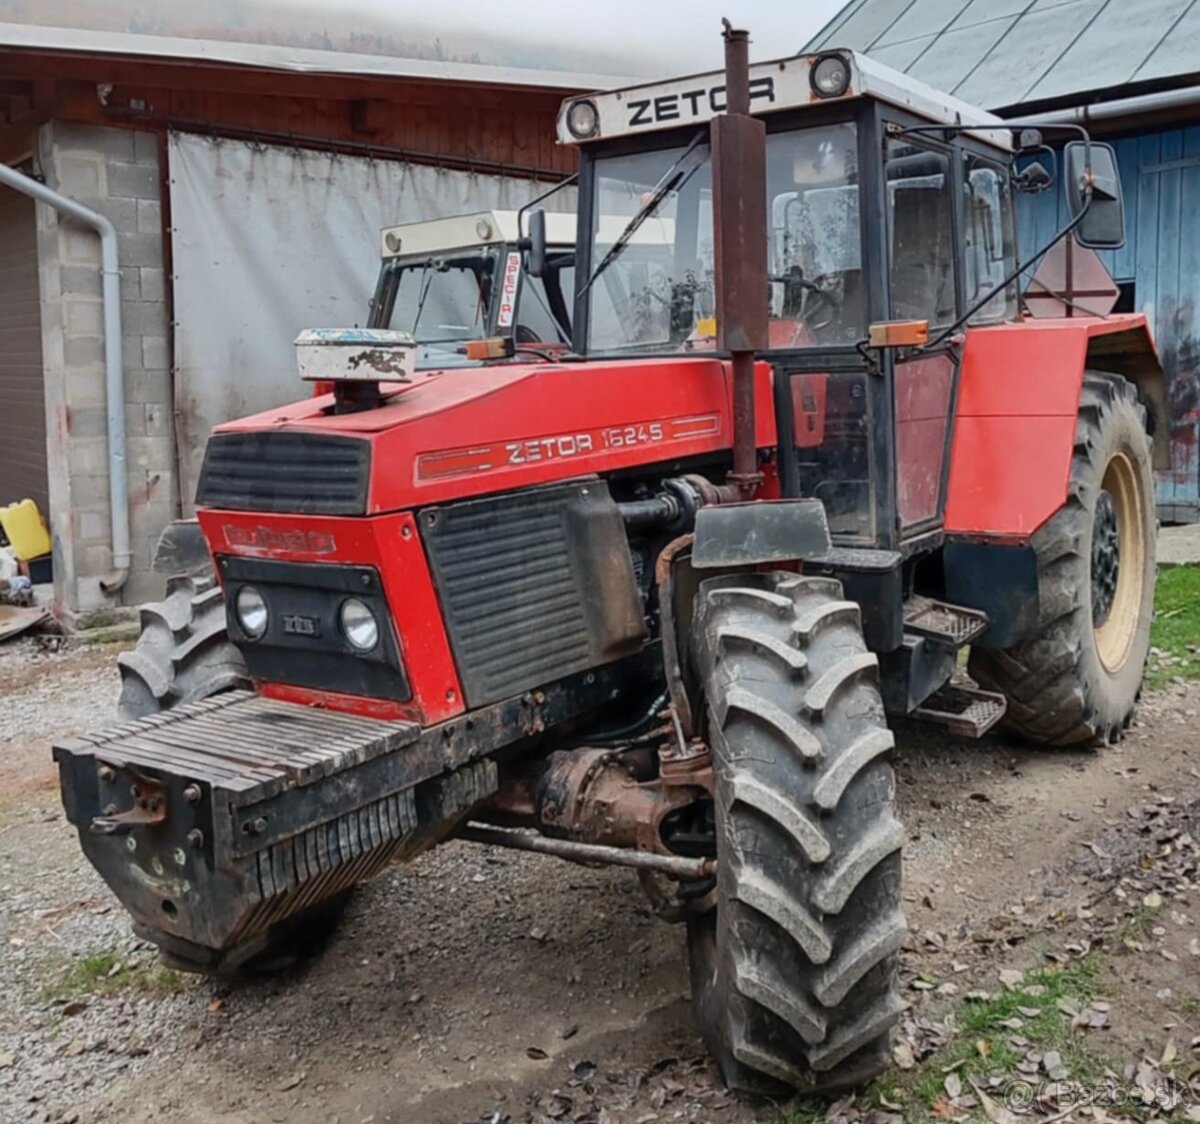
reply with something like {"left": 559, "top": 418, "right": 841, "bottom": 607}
{"left": 868, "top": 320, "right": 930, "bottom": 348}
{"left": 463, "top": 337, "right": 513, "bottom": 361}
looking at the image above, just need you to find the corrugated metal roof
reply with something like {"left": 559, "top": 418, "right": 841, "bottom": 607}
{"left": 0, "top": 22, "right": 636, "bottom": 93}
{"left": 807, "top": 0, "right": 1200, "bottom": 110}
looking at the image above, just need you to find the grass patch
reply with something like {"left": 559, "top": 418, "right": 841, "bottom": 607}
{"left": 790, "top": 959, "right": 1106, "bottom": 1123}
{"left": 786, "top": 1106, "right": 826, "bottom": 1124}
{"left": 1147, "top": 566, "right": 1200, "bottom": 688}
{"left": 41, "top": 951, "right": 189, "bottom": 1000}
{"left": 1112, "top": 901, "right": 1164, "bottom": 953}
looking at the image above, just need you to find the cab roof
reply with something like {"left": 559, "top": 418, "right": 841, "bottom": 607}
{"left": 556, "top": 49, "right": 1013, "bottom": 152}
{"left": 379, "top": 210, "right": 676, "bottom": 259}
{"left": 380, "top": 210, "right": 575, "bottom": 259}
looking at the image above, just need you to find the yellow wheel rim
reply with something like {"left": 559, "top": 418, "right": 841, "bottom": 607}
{"left": 1092, "top": 451, "right": 1145, "bottom": 673}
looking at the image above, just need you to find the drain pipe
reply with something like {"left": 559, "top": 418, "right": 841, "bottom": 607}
{"left": 1013, "top": 85, "right": 1200, "bottom": 127}
{"left": 0, "top": 164, "right": 129, "bottom": 594}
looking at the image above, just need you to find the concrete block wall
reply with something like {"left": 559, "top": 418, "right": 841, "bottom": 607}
{"left": 35, "top": 122, "right": 177, "bottom": 614}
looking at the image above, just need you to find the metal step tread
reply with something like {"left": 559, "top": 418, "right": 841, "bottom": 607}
{"left": 912, "top": 683, "right": 1007, "bottom": 739}
{"left": 904, "top": 596, "right": 989, "bottom": 647}
{"left": 53, "top": 690, "right": 420, "bottom": 805}
{"left": 808, "top": 546, "right": 903, "bottom": 573}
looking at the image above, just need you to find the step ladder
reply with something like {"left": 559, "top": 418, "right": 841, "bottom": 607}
{"left": 892, "top": 597, "right": 1006, "bottom": 738}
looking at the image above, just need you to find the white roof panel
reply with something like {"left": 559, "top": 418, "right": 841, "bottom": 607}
{"left": 884, "top": 0, "right": 980, "bottom": 45}
{"left": 379, "top": 210, "right": 576, "bottom": 257}
{"left": 905, "top": 19, "right": 1020, "bottom": 95}
{"left": 558, "top": 50, "right": 1012, "bottom": 150}
{"left": 0, "top": 22, "right": 635, "bottom": 93}
{"left": 952, "top": 0, "right": 1106, "bottom": 107}
{"left": 1027, "top": 0, "right": 1193, "bottom": 102}
{"left": 1130, "top": 0, "right": 1200, "bottom": 84}
{"left": 807, "top": 0, "right": 1200, "bottom": 109}
{"left": 870, "top": 37, "right": 937, "bottom": 71}
{"left": 947, "top": 0, "right": 1033, "bottom": 28}
{"left": 814, "top": 0, "right": 919, "bottom": 54}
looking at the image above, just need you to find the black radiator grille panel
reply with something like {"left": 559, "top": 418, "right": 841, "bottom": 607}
{"left": 196, "top": 431, "right": 370, "bottom": 515}
{"left": 425, "top": 493, "right": 592, "bottom": 706}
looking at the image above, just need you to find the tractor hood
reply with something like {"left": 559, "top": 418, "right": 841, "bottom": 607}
{"left": 204, "top": 358, "right": 776, "bottom": 514}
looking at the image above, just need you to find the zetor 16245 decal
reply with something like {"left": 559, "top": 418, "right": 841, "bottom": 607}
{"left": 56, "top": 26, "right": 1163, "bottom": 1097}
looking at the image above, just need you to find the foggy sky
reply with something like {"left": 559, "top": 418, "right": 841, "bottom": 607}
{"left": 287, "top": 0, "right": 847, "bottom": 74}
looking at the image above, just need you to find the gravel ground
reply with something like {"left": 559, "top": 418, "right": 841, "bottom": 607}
{"left": 2, "top": 636, "right": 1200, "bottom": 1124}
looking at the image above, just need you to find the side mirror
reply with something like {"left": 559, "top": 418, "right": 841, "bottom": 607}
{"left": 1065, "top": 141, "right": 1125, "bottom": 250}
{"left": 527, "top": 208, "right": 547, "bottom": 278}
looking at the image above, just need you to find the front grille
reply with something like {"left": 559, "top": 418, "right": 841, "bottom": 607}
{"left": 421, "top": 480, "right": 646, "bottom": 708}
{"left": 196, "top": 431, "right": 370, "bottom": 515}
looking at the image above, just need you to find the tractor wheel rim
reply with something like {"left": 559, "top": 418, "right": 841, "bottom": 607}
{"left": 1093, "top": 451, "right": 1144, "bottom": 673}
{"left": 1091, "top": 490, "right": 1119, "bottom": 627}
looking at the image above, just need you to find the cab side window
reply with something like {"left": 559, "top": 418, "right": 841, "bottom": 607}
{"left": 516, "top": 263, "right": 575, "bottom": 345}
{"left": 963, "top": 155, "right": 1018, "bottom": 323}
{"left": 886, "top": 140, "right": 956, "bottom": 326}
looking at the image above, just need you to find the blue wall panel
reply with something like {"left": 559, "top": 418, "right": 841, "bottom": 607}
{"left": 1017, "top": 126, "right": 1200, "bottom": 521}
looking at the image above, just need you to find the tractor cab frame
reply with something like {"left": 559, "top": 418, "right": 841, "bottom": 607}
{"left": 563, "top": 56, "right": 1017, "bottom": 557}
{"left": 547, "top": 48, "right": 1164, "bottom": 683}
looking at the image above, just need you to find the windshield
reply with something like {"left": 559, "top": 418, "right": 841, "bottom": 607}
{"left": 380, "top": 250, "right": 498, "bottom": 345}
{"left": 584, "top": 122, "right": 863, "bottom": 353}
{"left": 587, "top": 145, "right": 713, "bottom": 353}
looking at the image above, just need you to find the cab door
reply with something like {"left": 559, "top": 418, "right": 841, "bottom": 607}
{"left": 883, "top": 135, "right": 961, "bottom": 541}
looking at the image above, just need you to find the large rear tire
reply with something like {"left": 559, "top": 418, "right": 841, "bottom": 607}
{"left": 117, "top": 573, "right": 249, "bottom": 721}
{"left": 687, "top": 572, "right": 905, "bottom": 1094}
{"left": 969, "top": 372, "right": 1156, "bottom": 746}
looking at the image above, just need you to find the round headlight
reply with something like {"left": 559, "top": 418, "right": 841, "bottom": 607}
{"left": 565, "top": 99, "right": 599, "bottom": 140}
{"left": 811, "top": 54, "right": 851, "bottom": 99}
{"left": 340, "top": 598, "right": 379, "bottom": 652}
{"left": 235, "top": 585, "right": 268, "bottom": 640}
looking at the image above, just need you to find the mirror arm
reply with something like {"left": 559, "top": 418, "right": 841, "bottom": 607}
{"left": 516, "top": 172, "right": 578, "bottom": 243}
{"left": 921, "top": 197, "right": 1092, "bottom": 351}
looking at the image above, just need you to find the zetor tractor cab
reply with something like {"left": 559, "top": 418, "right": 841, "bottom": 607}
{"left": 56, "top": 30, "right": 1165, "bottom": 1096}
{"left": 367, "top": 209, "right": 576, "bottom": 363}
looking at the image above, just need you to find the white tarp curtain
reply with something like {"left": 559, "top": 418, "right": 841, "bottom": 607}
{"left": 168, "top": 131, "right": 555, "bottom": 508}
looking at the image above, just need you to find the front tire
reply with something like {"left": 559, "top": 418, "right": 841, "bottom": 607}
{"left": 688, "top": 573, "right": 905, "bottom": 1094}
{"left": 969, "top": 372, "right": 1156, "bottom": 745}
{"left": 117, "top": 573, "right": 249, "bottom": 721}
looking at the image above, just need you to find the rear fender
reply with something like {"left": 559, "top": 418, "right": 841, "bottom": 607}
{"left": 1085, "top": 324, "right": 1168, "bottom": 469}
{"left": 945, "top": 315, "right": 1163, "bottom": 539}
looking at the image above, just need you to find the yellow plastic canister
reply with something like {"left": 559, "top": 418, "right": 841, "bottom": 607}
{"left": 0, "top": 498, "right": 52, "bottom": 561}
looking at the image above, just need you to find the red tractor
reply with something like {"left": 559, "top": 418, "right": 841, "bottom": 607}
{"left": 55, "top": 29, "right": 1165, "bottom": 1095}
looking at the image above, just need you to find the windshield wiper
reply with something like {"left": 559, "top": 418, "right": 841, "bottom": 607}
{"left": 578, "top": 131, "right": 708, "bottom": 299}
{"left": 409, "top": 258, "right": 438, "bottom": 336}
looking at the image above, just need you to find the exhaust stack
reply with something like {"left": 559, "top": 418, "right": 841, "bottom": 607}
{"left": 711, "top": 21, "right": 768, "bottom": 495}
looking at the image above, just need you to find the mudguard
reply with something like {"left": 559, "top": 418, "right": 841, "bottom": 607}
{"left": 944, "top": 314, "right": 1164, "bottom": 540}
{"left": 151, "top": 519, "right": 212, "bottom": 577}
{"left": 691, "top": 498, "right": 831, "bottom": 568}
